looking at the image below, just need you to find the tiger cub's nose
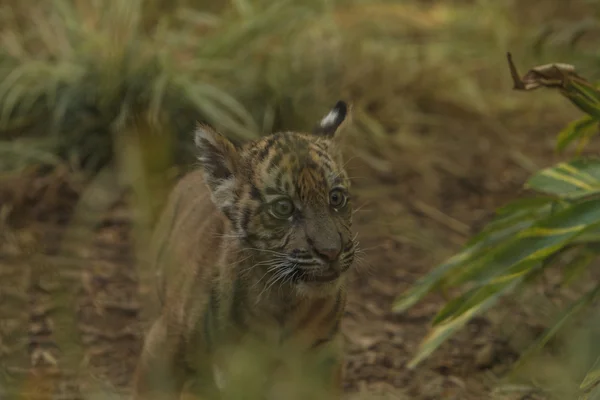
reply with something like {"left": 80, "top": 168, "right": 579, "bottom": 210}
{"left": 314, "top": 245, "right": 341, "bottom": 262}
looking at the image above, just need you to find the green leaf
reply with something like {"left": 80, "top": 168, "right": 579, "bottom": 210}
{"left": 581, "top": 354, "right": 600, "bottom": 393}
{"left": 566, "top": 92, "right": 600, "bottom": 122}
{"left": 556, "top": 116, "right": 598, "bottom": 153}
{"left": 466, "top": 198, "right": 553, "bottom": 247}
{"left": 580, "top": 384, "right": 600, "bottom": 400}
{"left": 570, "top": 225, "right": 600, "bottom": 245}
{"left": 394, "top": 196, "right": 553, "bottom": 314}
{"left": 448, "top": 197, "right": 600, "bottom": 287}
{"left": 432, "top": 273, "right": 534, "bottom": 325}
{"left": 561, "top": 246, "right": 598, "bottom": 286}
{"left": 514, "top": 284, "right": 600, "bottom": 371}
{"left": 564, "top": 79, "right": 600, "bottom": 120}
{"left": 584, "top": 384, "right": 600, "bottom": 400}
{"left": 495, "top": 196, "right": 557, "bottom": 215}
{"left": 526, "top": 158, "right": 600, "bottom": 197}
{"left": 407, "top": 277, "right": 522, "bottom": 369}
{"left": 392, "top": 244, "right": 482, "bottom": 313}
{"left": 411, "top": 196, "right": 600, "bottom": 373}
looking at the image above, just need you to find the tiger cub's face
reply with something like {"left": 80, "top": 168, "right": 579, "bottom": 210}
{"left": 195, "top": 101, "right": 356, "bottom": 295}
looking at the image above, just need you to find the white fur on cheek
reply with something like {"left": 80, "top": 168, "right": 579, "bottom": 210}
{"left": 210, "top": 177, "right": 236, "bottom": 210}
{"left": 320, "top": 109, "right": 339, "bottom": 128}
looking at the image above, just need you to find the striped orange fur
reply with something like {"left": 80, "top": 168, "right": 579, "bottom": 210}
{"left": 133, "top": 101, "right": 356, "bottom": 400}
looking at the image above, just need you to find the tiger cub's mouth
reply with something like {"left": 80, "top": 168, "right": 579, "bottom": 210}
{"left": 299, "top": 269, "right": 341, "bottom": 283}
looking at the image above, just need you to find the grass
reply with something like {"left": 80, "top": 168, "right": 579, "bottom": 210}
{"left": 0, "top": 0, "right": 590, "bottom": 178}
{"left": 0, "top": 0, "right": 328, "bottom": 173}
{"left": 2, "top": 0, "right": 600, "bottom": 398}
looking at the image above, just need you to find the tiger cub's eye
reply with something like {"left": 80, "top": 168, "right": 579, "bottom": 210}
{"left": 329, "top": 189, "right": 347, "bottom": 209}
{"left": 270, "top": 198, "right": 295, "bottom": 219}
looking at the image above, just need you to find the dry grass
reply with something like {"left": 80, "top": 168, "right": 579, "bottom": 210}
{"left": 0, "top": 0, "right": 594, "bottom": 176}
{"left": 1, "top": 0, "right": 590, "bottom": 227}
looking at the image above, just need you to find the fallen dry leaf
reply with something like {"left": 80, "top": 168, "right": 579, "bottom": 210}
{"left": 506, "top": 52, "right": 585, "bottom": 91}
{"left": 506, "top": 52, "right": 600, "bottom": 120}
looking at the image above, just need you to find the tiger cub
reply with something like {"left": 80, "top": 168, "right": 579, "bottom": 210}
{"left": 133, "top": 101, "right": 357, "bottom": 400}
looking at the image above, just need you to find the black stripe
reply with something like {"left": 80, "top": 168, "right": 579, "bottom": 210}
{"left": 230, "top": 278, "right": 248, "bottom": 331}
{"left": 256, "top": 135, "right": 278, "bottom": 162}
{"left": 240, "top": 206, "right": 253, "bottom": 232}
{"left": 222, "top": 205, "right": 235, "bottom": 221}
{"left": 328, "top": 317, "right": 342, "bottom": 338}
{"left": 203, "top": 289, "right": 219, "bottom": 350}
{"left": 313, "top": 148, "right": 331, "bottom": 162}
{"left": 344, "top": 240, "right": 354, "bottom": 251}
{"left": 310, "top": 318, "right": 341, "bottom": 350}
{"left": 328, "top": 291, "right": 343, "bottom": 322}
{"left": 260, "top": 213, "right": 284, "bottom": 230}
{"left": 310, "top": 337, "right": 331, "bottom": 350}
{"left": 264, "top": 187, "right": 280, "bottom": 196}
{"left": 244, "top": 233, "right": 261, "bottom": 247}
{"left": 280, "top": 231, "right": 292, "bottom": 250}
{"left": 249, "top": 184, "right": 262, "bottom": 201}
{"left": 275, "top": 171, "right": 283, "bottom": 190}
{"left": 283, "top": 176, "right": 292, "bottom": 193}
{"left": 316, "top": 292, "right": 344, "bottom": 349}
{"left": 331, "top": 176, "right": 345, "bottom": 187}
{"left": 267, "top": 152, "right": 283, "bottom": 171}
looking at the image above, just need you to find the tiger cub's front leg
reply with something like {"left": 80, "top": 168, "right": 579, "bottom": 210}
{"left": 132, "top": 317, "right": 187, "bottom": 400}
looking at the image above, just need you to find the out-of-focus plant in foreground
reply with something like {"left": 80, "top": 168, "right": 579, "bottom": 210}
{"left": 395, "top": 53, "right": 600, "bottom": 400}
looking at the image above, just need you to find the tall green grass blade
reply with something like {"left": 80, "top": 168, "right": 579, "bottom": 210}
{"left": 581, "top": 354, "right": 600, "bottom": 393}
{"left": 407, "top": 277, "right": 522, "bottom": 369}
{"left": 564, "top": 79, "right": 600, "bottom": 120}
{"left": 392, "top": 244, "right": 483, "bottom": 313}
{"left": 514, "top": 284, "right": 600, "bottom": 371}
{"left": 432, "top": 271, "right": 536, "bottom": 325}
{"left": 448, "top": 197, "right": 600, "bottom": 287}
{"left": 0, "top": 138, "right": 61, "bottom": 171}
{"left": 466, "top": 198, "right": 553, "bottom": 247}
{"left": 556, "top": 116, "right": 598, "bottom": 153}
{"left": 526, "top": 158, "right": 600, "bottom": 197}
{"left": 561, "top": 246, "right": 599, "bottom": 286}
{"left": 580, "top": 384, "right": 600, "bottom": 400}
{"left": 394, "top": 197, "right": 552, "bottom": 313}
{"left": 495, "top": 196, "right": 557, "bottom": 215}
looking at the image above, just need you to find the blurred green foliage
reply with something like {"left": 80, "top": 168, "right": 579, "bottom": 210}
{"left": 395, "top": 56, "right": 600, "bottom": 400}
{"left": 2, "top": 0, "right": 587, "bottom": 176}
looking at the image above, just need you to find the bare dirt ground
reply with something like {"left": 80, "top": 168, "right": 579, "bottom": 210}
{"left": 0, "top": 118, "right": 573, "bottom": 400}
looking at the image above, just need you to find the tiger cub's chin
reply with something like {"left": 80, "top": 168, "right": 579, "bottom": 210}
{"left": 295, "top": 275, "right": 347, "bottom": 297}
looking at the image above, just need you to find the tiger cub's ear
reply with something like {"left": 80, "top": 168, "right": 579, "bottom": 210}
{"left": 195, "top": 124, "right": 240, "bottom": 207}
{"left": 312, "top": 101, "right": 351, "bottom": 138}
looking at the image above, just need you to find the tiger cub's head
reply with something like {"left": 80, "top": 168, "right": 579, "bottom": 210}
{"left": 195, "top": 101, "right": 356, "bottom": 294}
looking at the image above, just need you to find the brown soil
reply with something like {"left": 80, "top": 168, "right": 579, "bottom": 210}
{"left": 0, "top": 118, "right": 581, "bottom": 400}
